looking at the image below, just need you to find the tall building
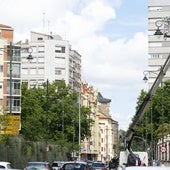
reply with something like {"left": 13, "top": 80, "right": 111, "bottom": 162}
{"left": 21, "top": 31, "right": 81, "bottom": 91}
{"left": 148, "top": 0, "right": 170, "bottom": 163}
{"left": 148, "top": 0, "right": 170, "bottom": 88}
{"left": 0, "top": 24, "right": 21, "bottom": 134}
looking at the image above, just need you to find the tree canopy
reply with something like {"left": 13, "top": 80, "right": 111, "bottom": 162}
{"left": 129, "top": 80, "right": 170, "bottom": 152}
{"left": 21, "top": 80, "right": 93, "bottom": 151}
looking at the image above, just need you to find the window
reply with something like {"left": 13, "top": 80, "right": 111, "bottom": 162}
{"left": 14, "top": 97, "right": 20, "bottom": 107}
{"left": 22, "top": 68, "right": 28, "bottom": 75}
{"left": 55, "top": 69, "right": 61, "bottom": 75}
{"left": 7, "top": 63, "right": 20, "bottom": 78}
{"left": 55, "top": 68, "right": 64, "bottom": 75}
{"left": 14, "top": 80, "right": 20, "bottom": 90}
{"left": 152, "top": 54, "right": 160, "bottom": 58}
{"left": 0, "top": 66, "right": 3, "bottom": 72}
{"left": 38, "top": 57, "right": 44, "bottom": 63}
{"left": 55, "top": 46, "right": 65, "bottom": 53}
{"left": 38, "top": 37, "right": 43, "bottom": 40}
{"left": 38, "top": 46, "right": 44, "bottom": 53}
{"left": 38, "top": 68, "right": 44, "bottom": 74}
{"left": 30, "top": 68, "right": 36, "bottom": 74}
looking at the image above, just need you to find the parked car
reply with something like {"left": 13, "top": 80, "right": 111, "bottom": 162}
{"left": 91, "top": 162, "right": 106, "bottom": 170}
{"left": 51, "top": 161, "right": 65, "bottom": 170}
{"left": 60, "top": 161, "right": 88, "bottom": 170}
{"left": 24, "top": 161, "right": 53, "bottom": 170}
{"left": 0, "top": 161, "right": 13, "bottom": 169}
{"left": 86, "top": 161, "right": 93, "bottom": 170}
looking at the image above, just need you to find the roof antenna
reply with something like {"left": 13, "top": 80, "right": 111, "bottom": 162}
{"left": 43, "top": 12, "right": 45, "bottom": 34}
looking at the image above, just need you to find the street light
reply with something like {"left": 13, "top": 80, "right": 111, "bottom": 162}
{"left": 154, "top": 17, "right": 170, "bottom": 38}
{"left": 78, "top": 90, "right": 81, "bottom": 161}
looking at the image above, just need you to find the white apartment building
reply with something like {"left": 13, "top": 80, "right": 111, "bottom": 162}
{"left": 148, "top": 0, "right": 170, "bottom": 163}
{"left": 148, "top": 0, "right": 170, "bottom": 88}
{"left": 21, "top": 31, "right": 81, "bottom": 91}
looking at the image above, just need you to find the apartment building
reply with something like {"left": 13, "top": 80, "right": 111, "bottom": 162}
{"left": 21, "top": 31, "right": 81, "bottom": 91}
{"left": 81, "top": 83, "right": 99, "bottom": 161}
{"left": 148, "top": 0, "right": 170, "bottom": 88}
{"left": 148, "top": 0, "right": 170, "bottom": 163}
{"left": 0, "top": 24, "right": 21, "bottom": 134}
{"left": 81, "top": 82, "right": 118, "bottom": 162}
{"left": 98, "top": 92, "right": 118, "bottom": 162}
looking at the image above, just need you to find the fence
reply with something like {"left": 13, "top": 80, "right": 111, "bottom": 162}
{"left": 0, "top": 135, "right": 68, "bottom": 169}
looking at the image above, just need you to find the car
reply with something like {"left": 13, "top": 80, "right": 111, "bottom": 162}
{"left": 59, "top": 161, "right": 88, "bottom": 170}
{"left": 86, "top": 161, "right": 93, "bottom": 169}
{"left": 91, "top": 162, "right": 107, "bottom": 170}
{"left": 0, "top": 161, "right": 13, "bottom": 169}
{"left": 51, "top": 161, "right": 65, "bottom": 170}
{"left": 24, "top": 161, "right": 53, "bottom": 170}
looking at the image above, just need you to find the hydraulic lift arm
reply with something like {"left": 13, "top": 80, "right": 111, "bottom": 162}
{"left": 124, "top": 54, "right": 170, "bottom": 152}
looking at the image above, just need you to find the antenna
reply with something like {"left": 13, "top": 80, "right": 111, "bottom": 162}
{"left": 43, "top": 12, "right": 45, "bottom": 34}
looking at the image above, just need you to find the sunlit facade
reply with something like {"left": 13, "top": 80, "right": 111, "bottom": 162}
{"left": 148, "top": 0, "right": 170, "bottom": 88}
{"left": 80, "top": 83, "right": 118, "bottom": 162}
{"left": 21, "top": 31, "right": 81, "bottom": 91}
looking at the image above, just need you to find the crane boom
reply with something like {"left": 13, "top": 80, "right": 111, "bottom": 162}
{"left": 125, "top": 54, "right": 170, "bottom": 151}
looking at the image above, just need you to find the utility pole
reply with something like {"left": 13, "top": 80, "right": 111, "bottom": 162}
{"left": 9, "top": 42, "right": 13, "bottom": 115}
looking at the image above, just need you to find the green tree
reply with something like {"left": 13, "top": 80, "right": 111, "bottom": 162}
{"left": 21, "top": 80, "right": 93, "bottom": 152}
{"left": 129, "top": 80, "right": 170, "bottom": 151}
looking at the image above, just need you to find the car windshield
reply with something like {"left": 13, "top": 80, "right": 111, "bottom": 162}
{"left": 26, "top": 162, "right": 53, "bottom": 170}
{"left": 92, "top": 163, "right": 105, "bottom": 167}
{"left": 64, "top": 163, "right": 85, "bottom": 170}
{"left": 52, "top": 163, "right": 58, "bottom": 167}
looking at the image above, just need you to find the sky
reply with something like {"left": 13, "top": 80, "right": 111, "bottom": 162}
{"left": 0, "top": 0, "right": 148, "bottom": 130}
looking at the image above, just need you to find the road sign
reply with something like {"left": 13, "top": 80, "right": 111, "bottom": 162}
{"left": 161, "top": 146, "right": 166, "bottom": 153}
{"left": 0, "top": 115, "right": 20, "bottom": 134}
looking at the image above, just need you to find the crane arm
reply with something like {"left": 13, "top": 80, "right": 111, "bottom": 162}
{"left": 124, "top": 54, "right": 170, "bottom": 151}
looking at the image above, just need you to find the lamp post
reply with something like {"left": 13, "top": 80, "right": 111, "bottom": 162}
{"left": 46, "top": 79, "right": 49, "bottom": 154}
{"left": 154, "top": 17, "right": 170, "bottom": 38}
{"left": 78, "top": 90, "right": 81, "bottom": 161}
{"left": 9, "top": 42, "right": 13, "bottom": 115}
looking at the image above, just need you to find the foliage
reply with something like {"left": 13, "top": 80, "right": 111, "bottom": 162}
{"left": 128, "top": 80, "right": 170, "bottom": 151}
{"left": 21, "top": 80, "right": 92, "bottom": 152}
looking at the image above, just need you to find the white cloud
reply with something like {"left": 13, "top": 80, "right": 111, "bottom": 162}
{"left": 0, "top": 0, "right": 147, "bottom": 130}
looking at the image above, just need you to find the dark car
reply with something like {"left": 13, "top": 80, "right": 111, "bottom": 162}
{"left": 24, "top": 161, "right": 53, "bottom": 170}
{"left": 91, "top": 162, "right": 106, "bottom": 170}
{"left": 60, "top": 162, "right": 88, "bottom": 170}
{"left": 86, "top": 161, "right": 93, "bottom": 170}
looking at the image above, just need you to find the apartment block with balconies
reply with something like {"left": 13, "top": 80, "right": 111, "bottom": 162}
{"left": 21, "top": 31, "right": 81, "bottom": 91}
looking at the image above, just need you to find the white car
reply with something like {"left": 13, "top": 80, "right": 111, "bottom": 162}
{"left": 0, "top": 161, "right": 13, "bottom": 169}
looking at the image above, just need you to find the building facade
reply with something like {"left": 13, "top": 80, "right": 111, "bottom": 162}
{"left": 80, "top": 83, "right": 118, "bottom": 162}
{"left": 81, "top": 83, "right": 99, "bottom": 161}
{"left": 148, "top": 0, "right": 170, "bottom": 87}
{"left": 98, "top": 93, "right": 118, "bottom": 162}
{"left": 21, "top": 31, "right": 81, "bottom": 91}
{"left": 0, "top": 24, "right": 21, "bottom": 134}
{"left": 148, "top": 0, "right": 170, "bottom": 163}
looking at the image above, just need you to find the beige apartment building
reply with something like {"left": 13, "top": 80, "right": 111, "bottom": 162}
{"left": 80, "top": 82, "right": 118, "bottom": 162}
